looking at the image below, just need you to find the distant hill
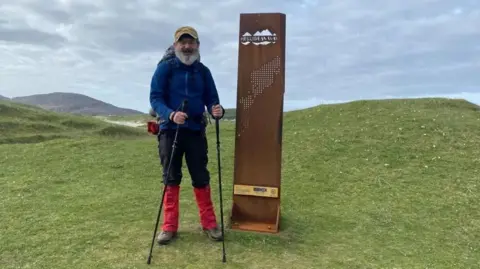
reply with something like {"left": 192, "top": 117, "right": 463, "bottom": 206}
{"left": 0, "top": 95, "right": 10, "bottom": 101}
{"left": 10, "top": 92, "right": 145, "bottom": 116}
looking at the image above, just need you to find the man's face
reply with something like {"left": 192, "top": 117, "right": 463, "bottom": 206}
{"left": 174, "top": 35, "right": 200, "bottom": 65}
{"left": 174, "top": 36, "right": 198, "bottom": 55}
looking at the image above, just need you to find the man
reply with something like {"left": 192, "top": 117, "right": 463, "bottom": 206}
{"left": 149, "top": 26, "right": 225, "bottom": 245}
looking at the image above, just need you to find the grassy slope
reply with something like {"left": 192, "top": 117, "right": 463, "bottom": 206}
{"left": 0, "top": 100, "right": 147, "bottom": 144}
{"left": 1, "top": 98, "right": 479, "bottom": 269}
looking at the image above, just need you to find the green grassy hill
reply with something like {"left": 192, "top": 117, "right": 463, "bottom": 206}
{"left": 0, "top": 100, "right": 147, "bottom": 144}
{"left": 1, "top": 98, "right": 479, "bottom": 269}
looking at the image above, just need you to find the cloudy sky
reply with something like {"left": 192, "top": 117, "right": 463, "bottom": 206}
{"left": 1, "top": 0, "right": 479, "bottom": 112}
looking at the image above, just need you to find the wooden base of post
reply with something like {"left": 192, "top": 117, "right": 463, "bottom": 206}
{"left": 230, "top": 12, "right": 286, "bottom": 234}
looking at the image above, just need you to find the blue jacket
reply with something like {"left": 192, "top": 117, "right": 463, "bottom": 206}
{"left": 149, "top": 57, "right": 221, "bottom": 131}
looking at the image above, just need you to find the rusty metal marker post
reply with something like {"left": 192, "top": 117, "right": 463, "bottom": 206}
{"left": 230, "top": 13, "right": 286, "bottom": 234}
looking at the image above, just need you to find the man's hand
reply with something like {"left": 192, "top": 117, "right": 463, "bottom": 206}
{"left": 170, "top": 111, "right": 188, "bottom": 124}
{"left": 211, "top": 104, "right": 223, "bottom": 119}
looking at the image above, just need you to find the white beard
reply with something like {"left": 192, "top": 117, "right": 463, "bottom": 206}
{"left": 175, "top": 50, "right": 200, "bottom": 65}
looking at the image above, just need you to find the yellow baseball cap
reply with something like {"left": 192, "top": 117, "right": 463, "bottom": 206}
{"left": 174, "top": 26, "right": 199, "bottom": 42}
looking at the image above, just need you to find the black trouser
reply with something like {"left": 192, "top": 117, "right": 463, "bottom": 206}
{"left": 157, "top": 128, "right": 210, "bottom": 188}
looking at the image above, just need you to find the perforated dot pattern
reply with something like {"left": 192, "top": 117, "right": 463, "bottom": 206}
{"left": 238, "top": 56, "right": 281, "bottom": 136}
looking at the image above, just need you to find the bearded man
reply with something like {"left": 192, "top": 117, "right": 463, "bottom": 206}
{"left": 149, "top": 26, "right": 225, "bottom": 245}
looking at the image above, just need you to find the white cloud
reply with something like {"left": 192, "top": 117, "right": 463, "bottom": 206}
{"left": 0, "top": 0, "right": 479, "bottom": 113}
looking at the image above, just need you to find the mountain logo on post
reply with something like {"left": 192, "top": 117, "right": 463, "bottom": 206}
{"left": 240, "top": 29, "right": 277, "bottom": 45}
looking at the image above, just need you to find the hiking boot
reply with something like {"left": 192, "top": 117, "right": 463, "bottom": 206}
{"left": 157, "top": 231, "right": 177, "bottom": 245}
{"left": 203, "top": 226, "right": 223, "bottom": 241}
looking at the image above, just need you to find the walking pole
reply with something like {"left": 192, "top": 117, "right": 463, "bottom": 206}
{"left": 215, "top": 116, "right": 227, "bottom": 263}
{"left": 147, "top": 100, "right": 187, "bottom": 265}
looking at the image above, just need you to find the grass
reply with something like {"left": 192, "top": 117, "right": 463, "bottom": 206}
{"left": 0, "top": 100, "right": 147, "bottom": 144}
{"left": 1, "top": 97, "right": 480, "bottom": 268}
